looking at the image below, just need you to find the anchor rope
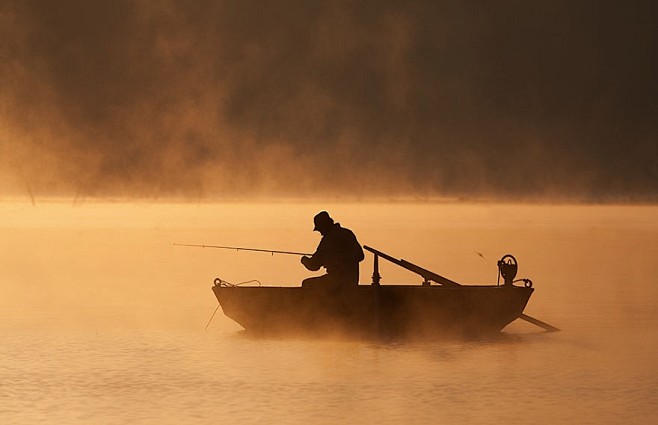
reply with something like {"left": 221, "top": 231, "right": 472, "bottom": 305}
{"left": 205, "top": 277, "right": 262, "bottom": 331}
{"left": 214, "top": 277, "right": 262, "bottom": 287}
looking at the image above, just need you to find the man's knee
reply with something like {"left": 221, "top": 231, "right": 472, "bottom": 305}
{"left": 303, "top": 274, "right": 360, "bottom": 288}
{"left": 302, "top": 275, "right": 335, "bottom": 288}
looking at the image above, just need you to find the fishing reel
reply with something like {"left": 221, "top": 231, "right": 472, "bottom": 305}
{"left": 497, "top": 254, "right": 532, "bottom": 288}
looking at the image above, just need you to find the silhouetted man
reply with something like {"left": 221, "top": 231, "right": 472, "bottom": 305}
{"left": 301, "top": 211, "right": 364, "bottom": 288}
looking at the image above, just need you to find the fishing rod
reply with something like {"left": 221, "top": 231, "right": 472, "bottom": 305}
{"left": 173, "top": 243, "right": 312, "bottom": 256}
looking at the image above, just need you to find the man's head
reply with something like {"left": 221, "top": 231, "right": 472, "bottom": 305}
{"left": 313, "top": 211, "right": 334, "bottom": 235}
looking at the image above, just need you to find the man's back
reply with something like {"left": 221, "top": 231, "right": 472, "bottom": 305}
{"left": 315, "top": 223, "right": 364, "bottom": 277}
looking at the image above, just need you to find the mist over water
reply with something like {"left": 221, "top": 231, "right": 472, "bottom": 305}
{"left": 1, "top": 1, "right": 657, "bottom": 423}
{"left": 1, "top": 201, "right": 657, "bottom": 424}
{"left": 1, "top": 1, "right": 656, "bottom": 201}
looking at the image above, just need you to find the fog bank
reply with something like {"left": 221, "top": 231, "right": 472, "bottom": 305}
{"left": 1, "top": 1, "right": 656, "bottom": 201}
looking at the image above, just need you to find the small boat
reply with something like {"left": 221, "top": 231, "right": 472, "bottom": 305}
{"left": 211, "top": 246, "right": 543, "bottom": 338}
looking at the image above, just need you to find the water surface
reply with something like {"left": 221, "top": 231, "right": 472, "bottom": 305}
{"left": 1, "top": 201, "right": 657, "bottom": 424}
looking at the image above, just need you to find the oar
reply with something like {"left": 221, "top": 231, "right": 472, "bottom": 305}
{"left": 519, "top": 313, "right": 560, "bottom": 332}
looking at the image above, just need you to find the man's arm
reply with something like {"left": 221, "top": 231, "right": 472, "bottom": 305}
{"left": 301, "top": 255, "right": 322, "bottom": 271}
{"left": 301, "top": 238, "right": 326, "bottom": 271}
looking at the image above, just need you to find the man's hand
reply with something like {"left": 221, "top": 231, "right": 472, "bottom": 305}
{"left": 301, "top": 255, "right": 320, "bottom": 271}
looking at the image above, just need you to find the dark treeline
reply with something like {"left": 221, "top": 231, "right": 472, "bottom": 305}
{"left": 1, "top": 0, "right": 656, "bottom": 201}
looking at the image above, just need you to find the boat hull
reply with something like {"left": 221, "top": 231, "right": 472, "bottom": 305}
{"left": 212, "top": 285, "right": 533, "bottom": 338}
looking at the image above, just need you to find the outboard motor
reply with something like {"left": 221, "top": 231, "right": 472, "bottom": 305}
{"left": 497, "top": 254, "right": 532, "bottom": 287}
{"left": 497, "top": 254, "right": 517, "bottom": 286}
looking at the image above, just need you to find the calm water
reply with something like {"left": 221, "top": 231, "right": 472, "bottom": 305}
{"left": 1, "top": 201, "right": 657, "bottom": 424}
